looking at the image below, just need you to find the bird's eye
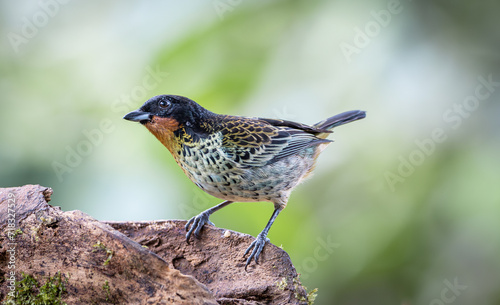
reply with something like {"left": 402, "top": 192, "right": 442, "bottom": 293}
{"left": 159, "top": 100, "right": 170, "bottom": 108}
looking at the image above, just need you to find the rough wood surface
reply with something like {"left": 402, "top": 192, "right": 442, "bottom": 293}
{"left": 107, "top": 221, "right": 307, "bottom": 305}
{"left": 0, "top": 185, "right": 309, "bottom": 304}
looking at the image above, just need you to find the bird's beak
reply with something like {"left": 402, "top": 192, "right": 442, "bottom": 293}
{"left": 123, "top": 110, "right": 152, "bottom": 124}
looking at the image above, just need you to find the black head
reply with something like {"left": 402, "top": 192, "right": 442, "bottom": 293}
{"left": 123, "top": 95, "right": 212, "bottom": 126}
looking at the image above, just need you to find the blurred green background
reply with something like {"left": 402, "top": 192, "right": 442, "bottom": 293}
{"left": 1, "top": 0, "right": 499, "bottom": 304}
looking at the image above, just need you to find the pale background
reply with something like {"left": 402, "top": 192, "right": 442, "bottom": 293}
{"left": 1, "top": 1, "right": 499, "bottom": 304}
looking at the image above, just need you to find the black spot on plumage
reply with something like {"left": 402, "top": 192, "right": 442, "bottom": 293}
{"left": 240, "top": 151, "right": 250, "bottom": 160}
{"left": 243, "top": 135, "right": 255, "bottom": 143}
{"left": 272, "top": 139, "right": 288, "bottom": 145}
{"left": 173, "top": 128, "right": 183, "bottom": 138}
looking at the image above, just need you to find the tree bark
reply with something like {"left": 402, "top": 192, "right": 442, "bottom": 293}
{"left": 0, "top": 185, "right": 309, "bottom": 304}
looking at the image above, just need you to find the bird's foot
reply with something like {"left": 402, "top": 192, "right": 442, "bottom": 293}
{"left": 243, "top": 232, "right": 270, "bottom": 270}
{"left": 185, "top": 211, "right": 215, "bottom": 243}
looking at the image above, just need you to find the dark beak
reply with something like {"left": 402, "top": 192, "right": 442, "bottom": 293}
{"left": 123, "top": 110, "right": 152, "bottom": 124}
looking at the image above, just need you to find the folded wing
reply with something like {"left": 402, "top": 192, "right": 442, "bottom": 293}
{"left": 218, "top": 116, "right": 330, "bottom": 167}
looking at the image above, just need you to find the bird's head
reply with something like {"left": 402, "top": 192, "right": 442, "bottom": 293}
{"left": 124, "top": 95, "right": 210, "bottom": 126}
{"left": 124, "top": 95, "right": 213, "bottom": 148}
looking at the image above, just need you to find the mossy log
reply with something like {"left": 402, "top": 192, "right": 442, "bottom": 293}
{"left": 0, "top": 185, "right": 309, "bottom": 304}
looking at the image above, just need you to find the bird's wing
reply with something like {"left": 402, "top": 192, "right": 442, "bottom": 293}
{"left": 258, "top": 118, "right": 332, "bottom": 135}
{"left": 219, "top": 116, "right": 330, "bottom": 167}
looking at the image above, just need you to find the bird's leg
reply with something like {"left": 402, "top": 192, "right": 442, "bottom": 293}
{"left": 185, "top": 200, "right": 233, "bottom": 243}
{"left": 243, "top": 206, "right": 283, "bottom": 270}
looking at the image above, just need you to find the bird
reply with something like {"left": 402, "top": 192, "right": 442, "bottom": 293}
{"left": 123, "top": 94, "right": 365, "bottom": 269}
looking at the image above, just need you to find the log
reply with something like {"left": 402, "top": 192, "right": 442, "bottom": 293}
{"left": 0, "top": 185, "right": 310, "bottom": 304}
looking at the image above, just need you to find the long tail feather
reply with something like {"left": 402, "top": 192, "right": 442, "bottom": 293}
{"left": 314, "top": 110, "right": 366, "bottom": 130}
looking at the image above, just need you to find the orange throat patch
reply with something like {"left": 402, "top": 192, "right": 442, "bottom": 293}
{"left": 144, "top": 116, "right": 182, "bottom": 154}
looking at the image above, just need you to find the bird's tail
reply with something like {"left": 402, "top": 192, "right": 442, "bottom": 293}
{"left": 314, "top": 110, "right": 366, "bottom": 130}
{"left": 313, "top": 110, "right": 366, "bottom": 138}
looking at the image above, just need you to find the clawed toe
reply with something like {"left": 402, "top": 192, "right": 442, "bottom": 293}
{"left": 185, "top": 211, "right": 212, "bottom": 243}
{"left": 243, "top": 234, "right": 270, "bottom": 270}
